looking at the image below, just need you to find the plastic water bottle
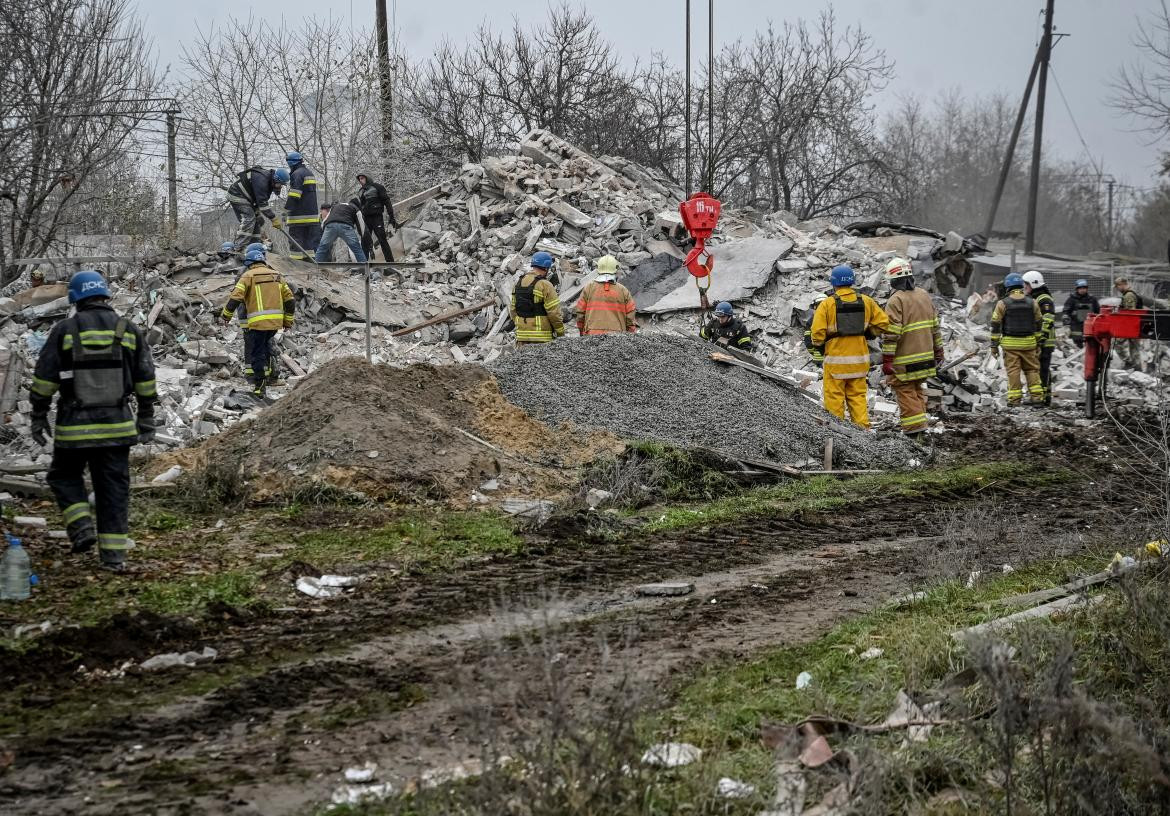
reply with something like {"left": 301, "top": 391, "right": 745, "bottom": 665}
{"left": 0, "top": 537, "right": 31, "bottom": 601}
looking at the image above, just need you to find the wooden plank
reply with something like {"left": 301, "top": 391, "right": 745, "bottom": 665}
{"left": 146, "top": 300, "right": 165, "bottom": 329}
{"left": 468, "top": 194, "right": 481, "bottom": 236}
{"left": 952, "top": 594, "right": 1105, "bottom": 643}
{"left": 983, "top": 568, "right": 1129, "bottom": 610}
{"left": 823, "top": 437, "right": 834, "bottom": 471}
{"left": 797, "top": 469, "right": 885, "bottom": 477}
{"left": 393, "top": 181, "right": 449, "bottom": 216}
{"left": 389, "top": 297, "right": 495, "bottom": 337}
{"left": 694, "top": 446, "right": 801, "bottom": 477}
{"left": 281, "top": 353, "right": 306, "bottom": 377}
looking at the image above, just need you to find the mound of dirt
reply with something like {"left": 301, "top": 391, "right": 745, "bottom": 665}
{"left": 489, "top": 334, "right": 915, "bottom": 468}
{"left": 190, "top": 357, "right": 620, "bottom": 501}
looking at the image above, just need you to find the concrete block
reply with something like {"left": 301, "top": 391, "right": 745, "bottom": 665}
{"left": 636, "top": 582, "right": 694, "bottom": 597}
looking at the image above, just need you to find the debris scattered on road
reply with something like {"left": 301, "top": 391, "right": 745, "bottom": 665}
{"left": 139, "top": 646, "right": 217, "bottom": 672}
{"left": 795, "top": 671, "right": 813, "bottom": 690}
{"left": 343, "top": 762, "right": 378, "bottom": 783}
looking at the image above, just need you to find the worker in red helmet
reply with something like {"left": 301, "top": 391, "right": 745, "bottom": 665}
{"left": 880, "top": 258, "right": 942, "bottom": 440}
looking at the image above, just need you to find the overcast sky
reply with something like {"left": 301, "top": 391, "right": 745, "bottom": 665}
{"left": 136, "top": 0, "right": 1165, "bottom": 190}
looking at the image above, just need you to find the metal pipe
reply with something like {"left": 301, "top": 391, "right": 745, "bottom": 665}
{"left": 1025, "top": 0, "right": 1056, "bottom": 254}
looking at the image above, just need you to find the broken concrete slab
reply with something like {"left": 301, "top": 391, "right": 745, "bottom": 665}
{"left": 636, "top": 582, "right": 695, "bottom": 597}
{"left": 636, "top": 237, "right": 796, "bottom": 313}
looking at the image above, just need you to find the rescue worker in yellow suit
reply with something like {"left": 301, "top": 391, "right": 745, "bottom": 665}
{"left": 510, "top": 251, "right": 564, "bottom": 346}
{"left": 990, "top": 273, "right": 1044, "bottom": 406}
{"left": 810, "top": 265, "right": 889, "bottom": 428}
{"left": 880, "top": 258, "right": 943, "bottom": 440}
{"left": 218, "top": 243, "right": 296, "bottom": 398}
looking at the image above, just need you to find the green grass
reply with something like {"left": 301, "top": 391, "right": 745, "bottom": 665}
{"left": 641, "top": 461, "right": 1065, "bottom": 533}
{"left": 285, "top": 509, "right": 522, "bottom": 573}
{"left": 651, "top": 549, "right": 1109, "bottom": 787}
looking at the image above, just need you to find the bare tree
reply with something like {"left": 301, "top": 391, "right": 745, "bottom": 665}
{"left": 0, "top": 0, "right": 160, "bottom": 285}
{"left": 1111, "top": 1, "right": 1170, "bottom": 141}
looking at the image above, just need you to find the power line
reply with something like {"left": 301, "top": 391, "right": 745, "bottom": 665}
{"left": 1049, "top": 65, "right": 1103, "bottom": 177}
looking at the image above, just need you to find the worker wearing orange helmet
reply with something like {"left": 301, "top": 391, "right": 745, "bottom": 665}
{"left": 881, "top": 258, "right": 943, "bottom": 440}
{"left": 810, "top": 265, "right": 889, "bottom": 428}
{"left": 575, "top": 255, "right": 636, "bottom": 335}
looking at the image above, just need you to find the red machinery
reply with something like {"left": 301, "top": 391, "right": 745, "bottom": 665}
{"left": 1083, "top": 305, "right": 1170, "bottom": 417}
{"left": 679, "top": 192, "right": 722, "bottom": 310}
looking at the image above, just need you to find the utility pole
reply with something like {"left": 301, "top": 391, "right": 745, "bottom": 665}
{"left": 1024, "top": 0, "right": 1055, "bottom": 254}
{"left": 374, "top": 0, "right": 394, "bottom": 167}
{"left": 983, "top": 46, "right": 1041, "bottom": 238}
{"left": 1106, "top": 177, "right": 1115, "bottom": 252}
{"left": 685, "top": 0, "right": 692, "bottom": 197}
{"left": 166, "top": 107, "right": 178, "bottom": 245}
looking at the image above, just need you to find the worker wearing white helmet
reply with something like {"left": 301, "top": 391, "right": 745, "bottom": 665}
{"left": 575, "top": 255, "right": 636, "bottom": 335}
{"left": 880, "top": 258, "right": 943, "bottom": 439}
{"left": 1022, "top": 270, "right": 1056, "bottom": 405}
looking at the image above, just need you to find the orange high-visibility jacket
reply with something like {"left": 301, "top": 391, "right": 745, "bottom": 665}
{"left": 575, "top": 280, "right": 637, "bottom": 335}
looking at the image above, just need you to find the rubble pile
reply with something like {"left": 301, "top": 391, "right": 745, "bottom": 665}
{"left": 490, "top": 334, "right": 916, "bottom": 469}
{"left": 179, "top": 357, "right": 619, "bottom": 501}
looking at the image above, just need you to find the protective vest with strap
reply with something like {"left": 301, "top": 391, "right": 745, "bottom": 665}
{"left": 68, "top": 317, "right": 128, "bottom": 408}
{"left": 1002, "top": 295, "right": 1038, "bottom": 337}
{"left": 1072, "top": 301, "right": 1092, "bottom": 323}
{"left": 513, "top": 278, "right": 547, "bottom": 319}
{"left": 832, "top": 294, "right": 866, "bottom": 337}
{"left": 231, "top": 166, "right": 264, "bottom": 204}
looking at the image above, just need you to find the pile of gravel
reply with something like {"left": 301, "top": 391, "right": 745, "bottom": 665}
{"left": 489, "top": 333, "right": 914, "bottom": 468}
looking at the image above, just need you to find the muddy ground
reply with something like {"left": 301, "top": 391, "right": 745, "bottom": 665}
{"left": 0, "top": 413, "right": 1141, "bottom": 814}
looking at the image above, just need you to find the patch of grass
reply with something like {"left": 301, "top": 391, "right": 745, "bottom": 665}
{"left": 131, "top": 505, "right": 193, "bottom": 532}
{"left": 287, "top": 509, "right": 522, "bottom": 573}
{"left": 651, "top": 550, "right": 1109, "bottom": 788}
{"left": 641, "top": 461, "right": 1068, "bottom": 533}
{"left": 136, "top": 570, "right": 260, "bottom": 616}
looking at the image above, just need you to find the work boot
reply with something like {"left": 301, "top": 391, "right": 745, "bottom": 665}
{"left": 99, "top": 549, "right": 127, "bottom": 573}
{"left": 68, "top": 521, "right": 98, "bottom": 554}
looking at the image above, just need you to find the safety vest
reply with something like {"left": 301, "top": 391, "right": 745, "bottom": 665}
{"left": 68, "top": 318, "right": 129, "bottom": 408}
{"left": 513, "top": 278, "right": 547, "bottom": 319}
{"left": 1002, "top": 295, "right": 1039, "bottom": 337}
{"left": 832, "top": 294, "right": 867, "bottom": 337}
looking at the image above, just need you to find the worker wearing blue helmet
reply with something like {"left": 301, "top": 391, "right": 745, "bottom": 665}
{"left": 510, "top": 252, "right": 565, "bottom": 346}
{"left": 700, "top": 301, "right": 754, "bottom": 351}
{"left": 809, "top": 265, "right": 888, "bottom": 428}
{"left": 282, "top": 151, "right": 321, "bottom": 261}
{"left": 1061, "top": 278, "right": 1099, "bottom": 349}
{"left": 226, "top": 164, "right": 289, "bottom": 251}
{"left": 990, "top": 272, "right": 1044, "bottom": 406}
{"left": 27, "top": 271, "right": 159, "bottom": 572}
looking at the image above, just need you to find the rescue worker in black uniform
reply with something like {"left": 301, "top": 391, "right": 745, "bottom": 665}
{"left": 28, "top": 271, "right": 158, "bottom": 572}
{"left": 700, "top": 301, "right": 754, "bottom": 351}
{"left": 226, "top": 166, "right": 288, "bottom": 251}
{"left": 1061, "top": 278, "right": 1100, "bottom": 349}
{"left": 355, "top": 172, "right": 400, "bottom": 262}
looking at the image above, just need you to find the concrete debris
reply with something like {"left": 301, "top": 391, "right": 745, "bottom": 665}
{"left": 490, "top": 334, "right": 915, "bottom": 469}
{"left": 636, "top": 582, "right": 695, "bottom": 597}
{"left": 641, "top": 742, "right": 702, "bottom": 768}
{"left": 717, "top": 777, "right": 757, "bottom": 799}
{"left": 140, "top": 646, "right": 218, "bottom": 672}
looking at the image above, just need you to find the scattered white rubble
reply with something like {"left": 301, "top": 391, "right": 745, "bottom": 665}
{"left": 717, "top": 776, "right": 757, "bottom": 799}
{"left": 641, "top": 742, "right": 702, "bottom": 767}
{"left": 343, "top": 762, "right": 378, "bottom": 783}
{"left": 859, "top": 647, "right": 884, "bottom": 660}
{"left": 140, "top": 646, "right": 218, "bottom": 672}
{"left": 795, "top": 671, "right": 813, "bottom": 690}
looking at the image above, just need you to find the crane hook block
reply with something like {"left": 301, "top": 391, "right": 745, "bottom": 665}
{"left": 679, "top": 192, "right": 721, "bottom": 279}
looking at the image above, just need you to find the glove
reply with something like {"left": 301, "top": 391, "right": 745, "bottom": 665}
{"left": 136, "top": 415, "right": 159, "bottom": 445}
{"left": 31, "top": 414, "right": 51, "bottom": 446}
{"left": 217, "top": 312, "right": 230, "bottom": 325}
{"left": 271, "top": 218, "right": 283, "bottom": 231}
{"left": 881, "top": 354, "right": 895, "bottom": 377}
{"left": 934, "top": 347, "right": 944, "bottom": 365}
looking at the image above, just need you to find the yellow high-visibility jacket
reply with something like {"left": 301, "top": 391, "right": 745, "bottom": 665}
{"left": 221, "top": 263, "right": 295, "bottom": 331}
{"left": 811, "top": 286, "right": 889, "bottom": 380}
{"left": 882, "top": 287, "right": 942, "bottom": 382}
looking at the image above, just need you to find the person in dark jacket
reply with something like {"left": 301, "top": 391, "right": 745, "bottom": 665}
{"left": 315, "top": 200, "right": 367, "bottom": 263}
{"left": 283, "top": 152, "right": 321, "bottom": 260}
{"left": 355, "top": 172, "right": 399, "bottom": 262}
{"left": 1061, "top": 279, "right": 1100, "bottom": 349}
{"left": 226, "top": 166, "right": 289, "bottom": 250}
{"left": 28, "top": 271, "right": 158, "bottom": 571}
{"left": 700, "top": 301, "right": 754, "bottom": 351}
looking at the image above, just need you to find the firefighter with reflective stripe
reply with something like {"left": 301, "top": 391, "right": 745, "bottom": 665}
{"left": 226, "top": 166, "right": 288, "bottom": 251}
{"left": 880, "top": 258, "right": 942, "bottom": 439}
{"left": 27, "top": 271, "right": 158, "bottom": 572}
{"left": 510, "top": 252, "right": 564, "bottom": 346}
{"left": 810, "top": 265, "right": 889, "bottom": 428}
{"left": 575, "top": 255, "right": 636, "bottom": 335}
{"left": 282, "top": 151, "right": 321, "bottom": 260}
{"left": 990, "top": 273, "right": 1044, "bottom": 406}
{"left": 1023, "top": 270, "right": 1057, "bottom": 405}
{"left": 701, "top": 301, "right": 754, "bottom": 351}
{"left": 1061, "top": 279, "right": 1099, "bottom": 349}
{"left": 218, "top": 244, "right": 295, "bottom": 396}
